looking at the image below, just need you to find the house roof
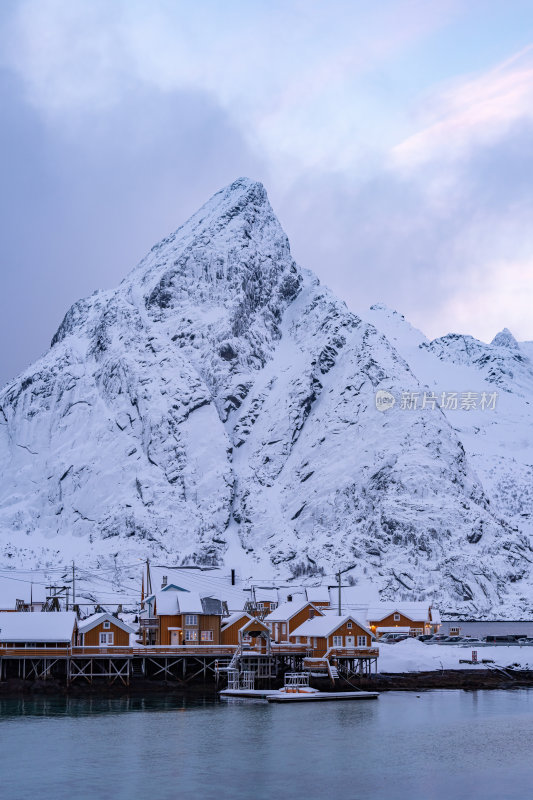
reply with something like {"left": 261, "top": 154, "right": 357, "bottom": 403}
{"left": 146, "top": 588, "right": 225, "bottom": 616}
{"left": 0, "top": 611, "right": 77, "bottom": 642}
{"left": 291, "top": 614, "right": 372, "bottom": 639}
{"left": 366, "top": 604, "right": 432, "bottom": 623}
{"left": 253, "top": 588, "right": 279, "bottom": 603}
{"left": 221, "top": 611, "right": 252, "bottom": 630}
{"left": 264, "top": 601, "right": 322, "bottom": 623}
{"left": 149, "top": 567, "right": 249, "bottom": 611}
{"left": 78, "top": 612, "right": 135, "bottom": 635}
{"left": 305, "top": 587, "right": 331, "bottom": 604}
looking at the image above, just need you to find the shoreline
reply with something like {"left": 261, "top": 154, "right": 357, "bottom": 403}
{"left": 2, "top": 669, "right": 533, "bottom": 697}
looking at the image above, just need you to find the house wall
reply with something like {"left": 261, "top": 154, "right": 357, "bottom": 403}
{"left": 370, "top": 612, "right": 428, "bottom": 636}
{"left": 159, "top": 614, "right": 222, "bottom": 646}
{"left": 268, "top": 604, "right": 322, "bottom": 642}
{"left": 292, "top": 619, "right": 370, "bottom": 657}
{"left": 221, "top": 616, "right": 248, "bottom": 647}
{"left": 82, "top": 622, "right": 130, "bottom": 647}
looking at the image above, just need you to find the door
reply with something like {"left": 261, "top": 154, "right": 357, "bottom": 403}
{"left": 170, "top": 630, "right": 181, "bottom": 645}
{"left": 346, "top": 636, "right": 355, "bottom": 648}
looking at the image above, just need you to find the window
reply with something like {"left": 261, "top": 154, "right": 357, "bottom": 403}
{"left": 394, "top": 613, "right": 400, "bottom": 621}
{"left": 450, "top": 627, "right": 460, "bottom": 635}
{"left": 185, "top": 630, "right": 198, "bottom": 641}
{"left": 281, "top": 623, "right": 286, "bottom": 634}
{"left": 332, "top": 636, "right": 343, "bottom": 647}
{"left": 185, "top": 615, "right": 198, "bottom": 626}
{"left": 357, "top": 635, "right": 367, "bottom": 647}
{"left": 257, "top": 602, "right": 264, "bottom": 610}
{"left": 271, "top": 602, "right": 277, "bottom": 610}
{"left": 201, "top": 630, "right": 213, "bottom": 642}
{"left": 347, "top": 622, "right": 352, "bottom": 629}
{"left": 103, "top": 620, "right": 110, "bottom": 630}
{"left": 99, "top": 632, "right": 114, "bottom": 645}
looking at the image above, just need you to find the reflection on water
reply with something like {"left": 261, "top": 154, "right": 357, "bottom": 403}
{"left": 1, "top": 690, "right": 533, "bottom": 800}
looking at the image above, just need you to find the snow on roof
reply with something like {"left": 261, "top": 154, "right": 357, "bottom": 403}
{"left": 0, "top": 612, "right": 77, "bottom": 642}
{"left": 431, "top": 608, "right": 442, "bottom": 624}
{"left": 366, "top": 604, "right": 432, "bottom": 623}
{"left": 221, "top": 611, "right": 251, "bottom": 630}
{"left": 305, "top": 587, "right": 330, "bottom": 603}
{"left": 149, "top": 567, "right": 248, "bottom": 610}
{"left": 291, "top": 614, "right": 371, "bottom": 639}
{"left": 264, "top": 600, "right": 320, "bottom": 622}
{"left": 254, "top": 588, "right": 278, "bottom": 603}
{"left": 78, "top": 612, "right": 135, "bottom": 634}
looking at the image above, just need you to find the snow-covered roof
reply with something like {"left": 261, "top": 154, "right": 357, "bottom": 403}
{"left": 264, "top": 600, "right": 321, "bottom": 622}
{"left": 221, "top": 611, "right": 251, "bottom": 630}
{"left": 78, "top": 612, "right": 135, "bottom": 634}
{"left": 291, "top": 614, "right": 371, "bottom": 639}
{"left": 254, "top": 588, "right": 279, "bottom": 603}
{"left": 0, "top": 612, "right": 77, "bottom": 642}
{"left": 149, "top": 567, "right": 248, "bottom": 611}
{"left": 305, "top": 587, "right": 330, "bottom": 604}
{"left": 366, "top": 604, "right": 432, "bottom": 623}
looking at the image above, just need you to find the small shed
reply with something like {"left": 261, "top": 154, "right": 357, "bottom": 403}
{"left": 0, "top": 611, "right": 78, "bottom": 648}
{"left": 78, "top": 612, "right": 134, "bottom": 647}
{"left": 290, "top": 614, "right": 372, "bottom": 657}
{"left": 221, "top": 612, "right": 270, "bottom": 649}
{"left": 264, "top": 601, "right": 324, "bottom": 643}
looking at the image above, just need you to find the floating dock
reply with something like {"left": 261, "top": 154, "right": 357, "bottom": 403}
{"left": 219, "top": 688, "right": 378, "bottom": 702}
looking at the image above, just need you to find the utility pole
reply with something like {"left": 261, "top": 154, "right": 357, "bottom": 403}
{"left": 72, "top": 561, "right": 76, "bottom": 607}
{"left": 337, "top": 571, "right": 342, "bottom": 616}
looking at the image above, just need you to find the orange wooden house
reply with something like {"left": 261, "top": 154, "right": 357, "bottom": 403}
{"left": 290, "top": 613, "right": 373, "bottom": 657}
{"left": 263, "top": 601, "right": 324, "bottom": 643}
{"left": 221, "top": 612, "right": 270, "bottom": 651}
{"left": 142, "top": 588, "right": 225, "bottom": 646}
{"left": 78, "top": 612, "right": 134, "bottom": 647}
{"left": 366, "top": 603, "right": 439, "bottom": 638}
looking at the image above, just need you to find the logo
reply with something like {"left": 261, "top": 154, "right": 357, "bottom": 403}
{"left": 375, "top": 390, "right": 396, "bottom": 412}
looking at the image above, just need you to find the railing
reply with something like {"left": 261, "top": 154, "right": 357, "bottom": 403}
{"left": 0, "top": 648, "right": 71, "bottom": 657}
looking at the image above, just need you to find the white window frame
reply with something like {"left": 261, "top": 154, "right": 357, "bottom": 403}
{"left": 347, "top": 621, "right": 352, "bottom": 629}
{"left": 103, "top": 620, "right": 110, "bottom": 630}
{"left": 281, "top": 623, "right": 286, "bottom": 634}
{"left": 332, "top": 635, "right": 343, "bottom": 647}
{"left": 357, "top": 635, "right": 367, "bottom": 647}
{"left": 394, "top": 613, "right": 400, "bottom": 621}
{"left": 99, "top": 632, "right": 114, "bottom": 645}
{"left": 185, "top": 615, "right": 198, "bottom": 626}
{"left": 185, "top": 630, "right": 198, "bottom": 641}
{"left": 200, "top": 630, "right": 213, "bottom": 642}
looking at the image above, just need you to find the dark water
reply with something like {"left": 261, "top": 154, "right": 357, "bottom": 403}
{"left": 1, "top": 690, "right": 533, "bottom": 800}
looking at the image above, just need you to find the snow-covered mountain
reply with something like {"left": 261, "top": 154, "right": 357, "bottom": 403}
{"left": 1, "top": 178, "right": 532, "bottom": 615}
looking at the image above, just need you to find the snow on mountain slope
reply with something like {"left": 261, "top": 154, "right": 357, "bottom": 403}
{"left": 0, "top": 178, "right": 531, "bottom": 615}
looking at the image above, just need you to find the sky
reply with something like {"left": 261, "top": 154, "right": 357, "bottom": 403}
{"left": 1, "top": 0, "right": 533, "bottom": 386}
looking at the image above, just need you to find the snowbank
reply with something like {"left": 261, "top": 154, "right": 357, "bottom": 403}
{"left": 377, "top": 638, "right": 533, "bottom": 672}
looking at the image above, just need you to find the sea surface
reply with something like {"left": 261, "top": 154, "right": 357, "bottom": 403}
{"left": 1, "top": 690, "right": 533, "bottom": 800}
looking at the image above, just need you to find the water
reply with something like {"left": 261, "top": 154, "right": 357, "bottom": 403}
{"left": 1, "top": 690, "right": 533, "bottom": 800}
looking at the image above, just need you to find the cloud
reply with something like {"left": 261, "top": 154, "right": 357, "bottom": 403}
{"left": 391, "top": 45, "right": 533, "bottom": 172}
{"left": 1, "top": 0, "right": 458, "bottom": 178}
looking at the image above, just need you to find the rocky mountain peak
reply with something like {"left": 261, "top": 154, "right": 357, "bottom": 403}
{"left": 491, "top": 327, "right": 519, "bottom": 350}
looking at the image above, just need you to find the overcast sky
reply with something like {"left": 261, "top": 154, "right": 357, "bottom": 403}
{"left": 1, "top": 0, "right": 533, "bottom": 386}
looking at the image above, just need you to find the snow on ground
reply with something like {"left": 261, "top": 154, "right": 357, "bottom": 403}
{"left": 377, "top": 638, "right": 533, "bottom": 672}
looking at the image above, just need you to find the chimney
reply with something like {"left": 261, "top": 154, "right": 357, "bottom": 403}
{"left": 231, "top": 569, "right": 235, "bottom": 586}
{"left": 162, "top": 575, "right": 167, "bottom": 587}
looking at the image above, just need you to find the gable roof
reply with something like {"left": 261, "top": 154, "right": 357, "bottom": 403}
{"left": 290, "top": 614, "right": 372, "bottom": 639}
{"left": 221, "top": 611, "right": 252, "bottom": 630}
{"left": 0, "top": 611, "right": 77, "bottom": 643}
{"left": 366, "top": 604, "right": 431, "bottom": 623}
{"left": 305, "top": 587, "right": 331, "bottom": 604}
{"left": 264, "top": 601, "right": 322, "bottom": 623}
{"left": 78, "top": 612, "right": 135, "bottom": 635}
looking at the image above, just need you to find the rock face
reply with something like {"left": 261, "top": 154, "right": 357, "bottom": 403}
{"left": 0, "top": 178, "right": 532, "bottom": 614}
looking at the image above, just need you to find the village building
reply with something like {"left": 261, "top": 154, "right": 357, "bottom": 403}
{"left": 289, "top": 613, "right": 373, "bottom": 658}
{"left": 264, "top": 601, "right": 324, "bottom": 643}
{"left": 221, "top": 611, "right": 271, "bottom": 651}
{"left": 244, "top": 588, "right": 279, "bottom": 619}
{"left": 78, "top": 612, "right": 134, "bottom": 647}
{"left": 304, "top": 587, "right": 331, "bottom": 608}
{"left": 366, "top": 603, "right": 440, "bottom": 637}
{"left": 0, "top": 611, "right": 78, "bottom": 649}
{"left": 142, "top": 587, "right": 225, "bottom": 646}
